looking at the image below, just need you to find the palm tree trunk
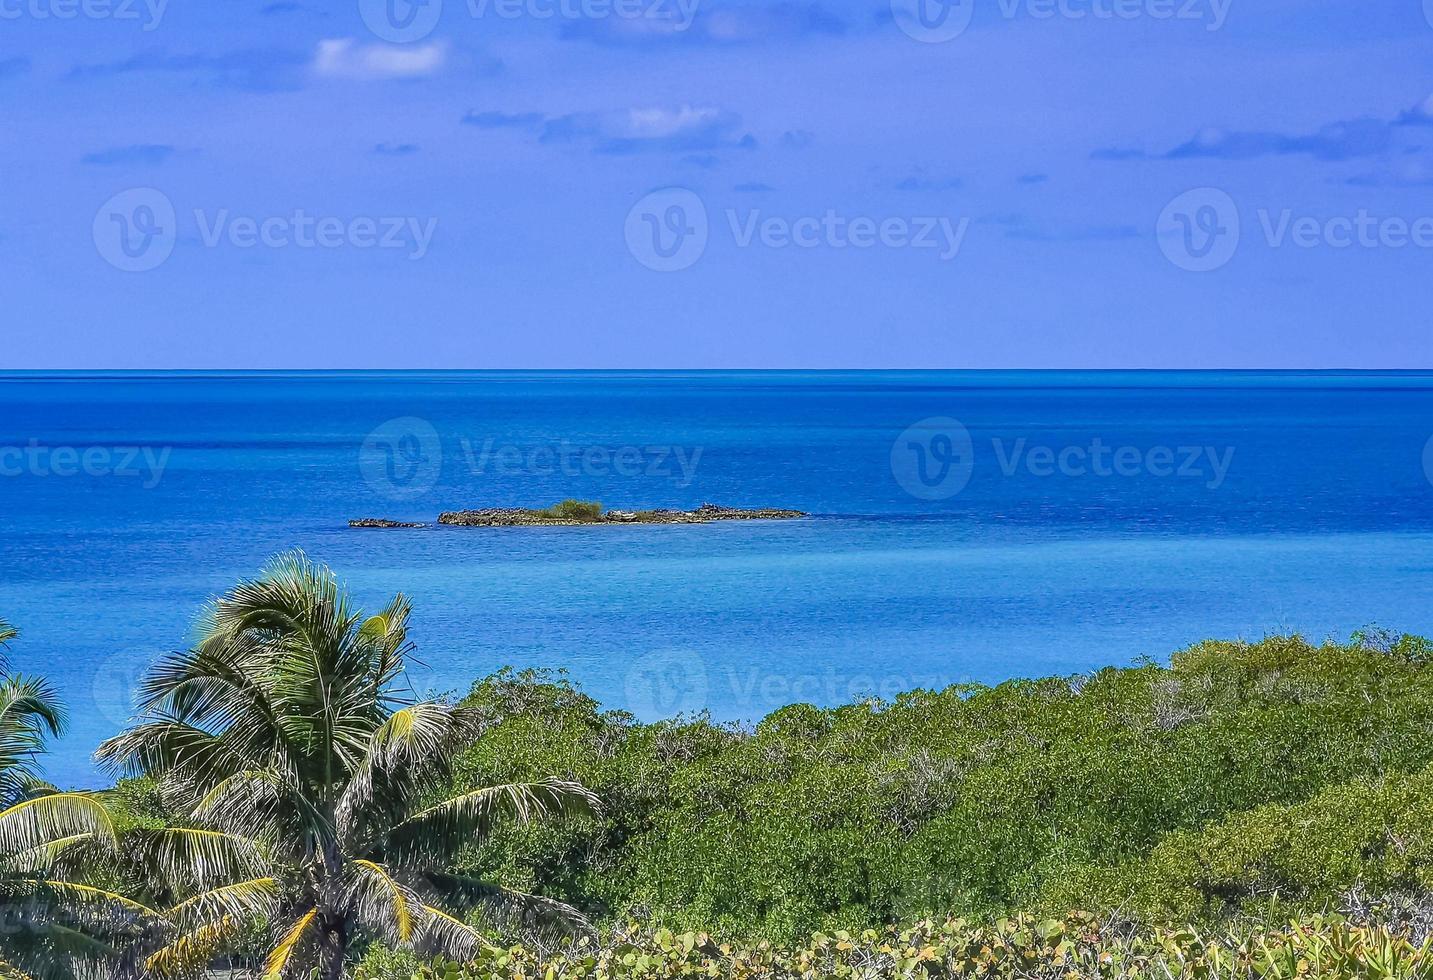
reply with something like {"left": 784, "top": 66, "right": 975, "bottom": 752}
{"left": 319, "top": 917, "right": 348, "bottom": 980}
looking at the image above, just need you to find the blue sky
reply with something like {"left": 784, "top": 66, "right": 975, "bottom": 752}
{"left": 3, "top": 0, "right": 1432, "bottom": 367}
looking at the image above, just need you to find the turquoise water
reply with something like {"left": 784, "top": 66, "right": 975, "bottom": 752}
{"left": 3, "top": 371, "right": 1433, "bottom": 787}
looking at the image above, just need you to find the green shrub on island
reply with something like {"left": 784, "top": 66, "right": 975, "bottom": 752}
{"left": 355, "top": 911, "right": 1433, "bottom": 980}
{"left": 445, "top": 633, "right": 1433, "bottom": 942}
{"left": 538, "top": 500, "right": 605, "bottom": 522}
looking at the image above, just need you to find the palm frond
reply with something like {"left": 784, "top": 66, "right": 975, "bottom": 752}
{"left": 358, "top": 594, "right": 413, "bottom": 700}
{"left": 425, "top": 873, "right": 592, "bottom": 936}
{"left": 164, "top": 877, "right": 280, "bottom": 931}
{"left": 0, "top": 794, "right": 115, "bottom": 858}
{"left": 0, "top": 618, "right": 15, "bottom": 658}
{"left": 347, "top": 860, "right": 419, "bottom": 945}
{"left": 17, "top": 922, "right": 114, "bottom": 964}
{"left": 0, "top": 678, "right": 68, "bottom": 798}
{"left": 0, "top": 675, "right": 66, "bottom": 741}
{"left": 7, "top": 833, "right": 98, "bottom": 875}
{"left": 386, "top": 780, "right": 599, "bottom": 865}
{"left": 23, "top": 881, "right": 158, "bottom": 918}
{"left": 144, "top": 914, "right": 246, "bottom": 980}
{"left": 136, "top": 634, "right": 279, "bottom": 737}
{"left": 262, "top": 908, "right": 317, "bottom": 980}
{"left": 414, "top": 904, "right": 495, "bottom": 962}
{"left": 93, "top": 719, "right": 248, "bottom": 784}
{"left": 130, "top": 827, "right": 271, "bottom": 893}
{"left": 187, "top": 770, "right": 291, "bottom": 845}
{"left": 337, "top": 702, "right": 481, "bottom": 844}
{"left": 0, "top": 956, "right": 36, "bottom": 980}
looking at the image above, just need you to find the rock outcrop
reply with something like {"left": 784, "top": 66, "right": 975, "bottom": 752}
{"left": 393, "top": 503, "right": 807, "bottom": 528}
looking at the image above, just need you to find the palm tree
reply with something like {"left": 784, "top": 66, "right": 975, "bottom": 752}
{"left": 96, "top": 553, "right": 599, "bottom": 980}
{"left": 0, "top": 619, "right": 153, "bottom": 980}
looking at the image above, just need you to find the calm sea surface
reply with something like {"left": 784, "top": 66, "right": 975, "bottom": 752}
{"left": 4, "top": 370, "right": 1433, "bottom": 786}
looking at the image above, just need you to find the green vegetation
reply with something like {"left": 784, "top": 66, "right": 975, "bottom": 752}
{"left": 536, "top": 500, "right": 605, "bottom": 522}
{"left": 355, "top": 913, "right": 1433, "bottom": 980}
{"left": 95, "top": 553, "right": 598, "bottom": 980}
{"left": 1132, "top": 764, "right": 1433, "bottom": 921}
{"left": 7, "top": 560, "right": 1433, "bottom": 978}
{"left": 445, "top": 633, "right": 1433, "bottom": 942}
{"left": 0, "top": 619, "right": 149, "bottom": 980}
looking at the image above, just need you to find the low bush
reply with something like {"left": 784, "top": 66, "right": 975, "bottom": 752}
{"left": 539, "top": 500, "right": 605, "bottom": 521}
{"left": 447, "top": 635, "right": 1433, "bottom": 941}
{"left": 1129, "top": 765, "right": 1433, "bottom": 921}
{"left": 354, "top": 913, "right": 1433, "bottom": 980}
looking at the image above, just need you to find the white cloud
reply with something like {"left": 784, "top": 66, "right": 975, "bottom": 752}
{"left": 313, "top": 39, "right": 446, "bottom": 80}
{"left": 622, "top": 106, "right": 726, "bottom": 140}
{"left": 538, "top": 104, "right": 752, "bottom": 154}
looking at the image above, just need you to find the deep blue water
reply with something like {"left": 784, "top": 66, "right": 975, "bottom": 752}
{"left": 4, "top": 370, "right": 1433, "bottom": 787}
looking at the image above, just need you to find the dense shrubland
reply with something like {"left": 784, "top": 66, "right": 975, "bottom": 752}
{"left": 445, "top": 632, "right": 1433, "bottom": 941}
{"left": 7, "top": 554, "right": 1433, "bottom": 978}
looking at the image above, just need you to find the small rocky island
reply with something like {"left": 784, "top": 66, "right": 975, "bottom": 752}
{"left": 349, "top": 501, "right": 805, "bottom": 529}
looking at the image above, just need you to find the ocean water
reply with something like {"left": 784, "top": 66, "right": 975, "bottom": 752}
{"left": 3, "top": 370, "right": 1433, "bottom": 787}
